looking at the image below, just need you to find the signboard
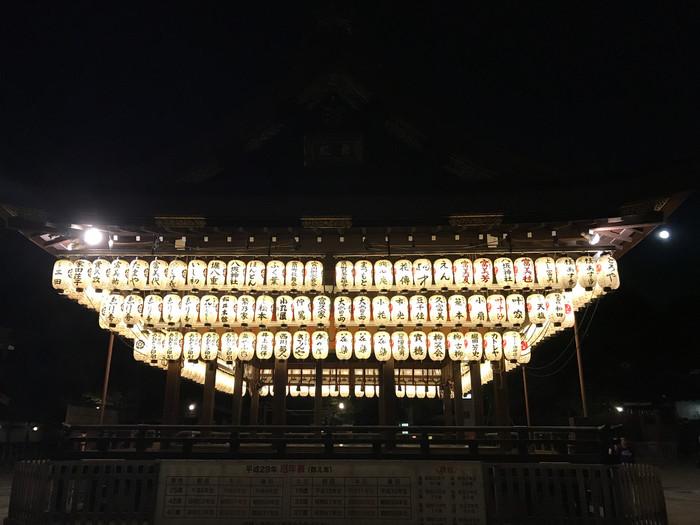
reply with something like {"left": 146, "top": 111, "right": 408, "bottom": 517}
{"left": 156, "top": 459, "right": 485, "bottom": 525}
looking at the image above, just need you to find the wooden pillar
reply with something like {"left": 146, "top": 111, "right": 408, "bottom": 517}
{"left": 492, "top": 358, "right": 511, "bottom": 426}
{"left": 99, "top": 333, "right": 115, "bottom": 425}
{"left": 162, "top": 356, "right": 182, "bottom": 425}
{"left": 249, "top": 366, "right": 260, "bottom": 425}
{"left": 273, "top": 357, "right": 287, "bottom": 427}
{"left": 452, "top": 361, "right": 464, "bottom": 426}
{"left": 199, "top": 361, "right": 217, "bottom": 426}
{"left": 442, "top": 363, "right": 453, "bottom": 426}
{"left": 469, "top": 361, "right": 484, "bottom": 426}
{"left": 381, "top": 358, "right": 396, "bottom": 426}
{"left": 314, "top": 361, "right": 323, "bottom": 427}
{"left": 231, "top": 359, "right": 244, "bottom": 425}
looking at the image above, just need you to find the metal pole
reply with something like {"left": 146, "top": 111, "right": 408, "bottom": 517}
{"left": 573, "top": 313, "right": 589, "bottom": 418}
{"left": 99, "top": 332, "right": 114, "bottom": 425}
{"left": 522, "top": 365, "right": 531, "bottom": 427}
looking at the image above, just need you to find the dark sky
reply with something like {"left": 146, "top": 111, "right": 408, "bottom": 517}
{"left": 0, "top": 2, "right": 697, "bottom": 424}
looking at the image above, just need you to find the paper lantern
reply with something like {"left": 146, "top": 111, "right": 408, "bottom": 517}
{"left": 483, "top": 331, "right": 503, "bottom": 361}
{"left": 535, "top": 257, "right": 557, "bottom": 289}
{"left": 128, "top": 259, "right": 149, "bottom": 291}
{"left": 236, "top": 295, "right": 255, "bottom": 326}
{"left": 394, "top": 259, "right": 413, "bottom": 291}
{"left": 245, "top": 260, "right": 265, "bottom": 288}
{"left": 406, "top": 385, "right": 416, "bottom": 399}
{"left": 52, "top": 259, "right": 74, "bottom": 294}
{"left": 371, "top": 295, "right": 391, "bottom": 325}
{"left": 333, "top": 296, "right": 352, "bottom": 325}
{"left": 427, "top": 331, "right": 446, "bottom": 361}
{"left": 256, "top": 330, "right": 274, "bottom": 360}
{"left": 556, "top": 257, "right": 577, "bottom": 290}
{"left": 164, "top": 331, "right": 183, "bottom": 361}
{"left": 395, "top": 385, "right": 405, "bottom": 398}
{"left": 526, "top": 294, "right": 547, "bottom": 326}
{"left": 448, "top": 294, "right": 468, "bottom": 325}
{"left": 570, "top": 283, "right": 587, "bottom": 310}
{"left": 596, "top": 255, "right": 620, "bottom": 291}
{"left": 374, "top": 259, "right": 393, "bottom": 291}
{"left": 218, "top": 295, "right": 237, "bottom": 327}
{"left": 123, "top": 294, "right": 143, "bottom": 327}
{"left": 409, "top": 295, "right": 428, "bottom": 324}
{"left": 409, "top": 330, "right": 427, "bottom": 361}
{"left": 180, "top": 294, "right": 200, "bottom": 327}
{"left": 486, "top": 294, "right": 507, "bottom": 325}
{"left": 428, "top": 294, "right": 448, "bottom": 325}
{"left": 494, "top": 257, "right": 515, "bottom": 289}
{"left": 183, "top": 331, "right": 201, "bottom": 361}
{"left": 108, "top": 259, "right": 129, "bottom": 291}
{"left": 148, "top": 331, "right": 165, "bottom": 363}
{"left": 312, "top": 330, "right": 329, "bottom": 360}
{"left": 453, "top": 258, "right": 474, "bottom": 290}
{"left": 354, "top": 330, "right": 372, "bottom": 360}
{"left": 546, "top": 292, "right": 566, "bottom": 326}
{"left": 365, "top": 385, "right": 376, "bottom": 398}
{"left": 391, "top": 330, "right": 409, "bottom": 361}
{"left": 285, "top": 260, "right": 304, "bottom": 290}
{"left": 274, "top": 331, "right": 292, "bottom": 360}
{"left": 265, "top": 260, "right": 285, "bottom": 289}
{"left": 162, "top": 294, "right": 182, "bottom": 325}
{"left": 355, "top": 385, "right": 365, "bottom": 398}
{"left": 563, "top": 293, "right": 575, "bottom": 328}
{"left": 352, "top": 295, "right": 371, "bottom": 325}
{"left": 506, "top": 294, "right": 526, "bottom": 327}
{"left": 90, "top": 259, "right": 110, "bottom": 292}
{"left": 226, "top": 259, "right": 246, "bottom": 289}
{"left": 335, "top": 260, "right": 353, "bottom": 291}
{"left": 221, "top": 331, "right": 239, "bottom": 363}
{"left": 502, "top": 331, "right": 521, "bottom": 362}
{"left": 413, "top": 259, "right": 432, "bottom": 290}
{"left": 206, "top": 259, "right": 226, "bottom": 291}
{"left": 305, "top": 260, "right": 324, "bottom": 291}
{"left": 513, "top": 257, "right": 535, "bottom": 289}
{"left": 142, "top": 294, "right": 163, "bottom": 327}
{"left": 312, "top": 295, "right": 331, "bottom": 325}
{"left": 354, "top": 260, "right": 373, "bottom": 291}
{"left": 447, "top": 331, "right": 466, "bottom": 361}
{"left": 390, "top": 295, "right": 409, "bottom": 324}
{"left": 165, "top": 260, "right": 186, "bottom": 291}
{"left": 200, "top": 295, "right": 219, "bottom": 326}
{"left": 149, "top": 259, "right": 169, "bottom": 291}
{"left": 473, "top": 258, "right": 493, "bottom": 290}
{"left": 293, "top": 295, "right": 311, "bottom": 324}
{"left": 373, "top": 331, "right": 391, "bottom": 361}
{"left": 465, "top": 331, "right": 483, "bottom": 361}
{"left": 237, "top": 331, "right": 255, "bottom": 361}
{"left": 253, "top": 294, "right": 274, "bottom": 326}
{"left": 576, "top": 256, "right": 597, "bottom": 290}
{"left": 101, "top": 293, "right": 124, "bottom": 327}
{"left": 468, "top": 294, "right": 488, "bottom": 326}
{"left": 518, "top": 341, "right": 531, "bottom": 364}
{"left": 275, "top": 295, "right": 294, "bottom": 325}
{"left": 433, "top": 258, "right": 454, "bottom": 290}
{"left": 69, "top": 259, "right": 91, "bottom": 292}
{"left": 335, "top": 330, "right": 353, "bottom": 360}
{"left": 133, "top": 332, "right": 148, "bottom": 360}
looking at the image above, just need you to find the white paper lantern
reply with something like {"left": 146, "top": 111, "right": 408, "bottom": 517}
{"left": 502, "top": 331, "right": 521, "bottom": 362}
{"left": 526, "top": 294, "right": 548, "bottom": 326}
{"left": 433, "top": 258, "right": 454, "bottom": 290}
{"left": 237, "top": 331, "right": 255, "bottom": 361}
{"left": 447, "top": 331, "right": 466, "bottom": 361}
{"left": 312, "top": 330, "right": 329, "bottom": 360}
{"left": 394, "top": 259, "right": 413, "bottom": 291}
{"left": 90, "top": 259, "right": 110, "bottom": 292}
{"left": 483, "top": 331, "right": 503, "bottom": 361}
{"left": 128, "top": 259, "right": 149, "bottom": 291}
{"left": 390, "top": 295, "right": 409, "bottom": 324}
{"left": 218, "top": 295, "right": 237, "bottom": 327}
{"left": 546, "top": 292, "right": 566, "bottom": 326}
{"left": 371, "top": 295, "right": 391, "bottom": 325}
{"left": 148, "top": 331, "right": 165, "bottom": 363}
{"left": 596, "top": 255, "right": 620, "bottom": 291}
{"left": 142, "top": 294, "right": 163, "bottom": 327}
{"left": 200, "top": 331, "right": 219, "bottom": 361}
{"left": 335, "top": 330, "right": 353, "bottom": 360}
{"left": 274, "top": 331, "right": 292, "bottom": 360}
{"left": 556, "top": 257, "right": 577, "bottom": 290}
{"left": 164, "top": 330, "right": 183, "bottom": 361}
{"left": 428, "top": 294, "right": 448, "bottom": 325}
{"left": 373, "top": 331, "right": 391, "bottom": 361}
{"left": 391, "top": 330, "right": 409, "bottom": 361}
{"left": 473, "top": 258, "right": 494, "bottom": 290}
{"left": 468, "top": 294, "right": 488, "bottom": 326}
{"left": 355, "top": 385, "right": 365, "bottom": 398}
{"left": 412, "top": 258, "right": 432, "bottom": 290}
{"left": 285, "top": 260, "right": 304, "bottom": 290}
{"left": 256, "top": 330, "right": 274, "bottom": 360}
{"left": 101, "top": 293, "right": 124, "bottom": 327}
{"left": 576, "top": 256, "right": 597, "bottom": 290}
{"left": 133, "top": 332, "right": 148, "bottom": 360}
{"left": 506, "top": 294, "right": 526, "bottom": 327}
{"left": 69, "top": 259, "right": 91, "bottom": 292}
{"left": 165, "top": 260, "right": 186, "bottom": 291}
{"left": 305, "top": 260, "right": 324, "bottom": 291}
{"left": 465, "top": 331, "right": 483, "bottom": 361}
{"left": 453, "top": 258, "right": 474, "bottom": 290}
{"left": 518, "top": 341, "right": 531, "bottom": 364}
{"left": 374, "top": 259, "right": 393, "bottom": 291}
{"left": 226, "top": 259, "right": 246, "bottom": 289}
{"left": 409, "top": 294, "right": 429, "bottom": 324}
{"left": 275, "top": 295, "right": 294, "bottom": 325}
{"left": 563, "top": 293, "right": 575, "bottom": 328}
{"left": 312, "top": 295, "right": 331, "bottom": 325}
{"left": 183, "top": 331, "right": 201, "bottom": 361}
{"left": 428, "top": 331, "right": 446, "bottom": 361}
{"left": 494, "top": 257, "right": 515, "bottom": 289}
{"left": 487, "top": 294, "right": 507, "bottom": 325}
{"left": 186, "top": 260, "right": 207, "bottom": 291}
{"left": 265, "top": 260, "right": 285, "bottom": 289}
{"left": 180, "top": 294, "right": 200, "bottom": 327}
{"left": 333, "top": 296, "right": 352, "bottom": 325}
{"left": 237, "top": 295, "right": 255, "bottom": 325}
{"left": 252, "top": 294, "right": 273, "bottom": 326}
{"left": 395, "top": 385, "right": 405, "bottom": 398}
{"left": 162, "top": 294, "right": 182, "bottom": 325}
{"left": 513, "top": 257, "right": 536, "bottom": 289}
{"left": 52, "top": 259, "right": 74, "bottom": 294}
{"left": 206, "top": 259, "right": 226, "bottom": 291}
{"left": 200, "top": 295, "right": 219, "bottom": 326}
{"left": 535, "top": 257, "right": 557, "bottom": 289}
{"left": 245, "top": 260, "right": 265, "bottom": 288}
{"left": 148, "top": 259, "right": 169, "bottom": 291}
{"left": 335, "top": 260, "right": 353, "bottom": 291}
{"left": 448, "top": 294, "right": 468, "bottom": 325}
{"left": 352, "top": 295, "right": 371, "bottom": 325}
{"left": 354, "top": 260, "right": 373, "bottom": 291}
{"left": 293, "top": 295, "right": 311, "bottom": 324}
{"left": 123, "top": 294, "right": 143, "bottom": 327}
{"left": 409, "top": 330, "right": 427, "bottom": 361}
{"left": 221, "top": 331, "right": 239, "bottom": 363}
{"left": 353, "top": 330, "right": 372, "bottom": 360}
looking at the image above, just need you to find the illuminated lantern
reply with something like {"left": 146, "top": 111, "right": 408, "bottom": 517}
{"left": 200, "top": 295, "right": 219, "bottom": 326}
{"left": 129, "top": 259, "right": 150, "bottom": 291}
{"left": 546, "top": 292, "right": 566, "bottom": 326}
{"left": 365, "top": 385, "right": 376, "bottom": 398}
{"left": 335, "top": 260, "right": 353, "bottom": 291}
{"left": 101, "top": 293, "right": 124, "bottom": 327}
{"left": 221, "top": 331, "right": 239, "bottom": 363}
{"left": 535, "top": 257, "right": 557, "bottom": 289}
{"left": 468, "top": 294, "right": 488, "bottom": 326}
{"left": 285, "top": 260, "right": 304, "bottom": 290}
{"left": 518, "top": 341, "right": 531, "bottom": 364}
{"left": 253, "top": 294, "right": 273, "bottom": 326}
{"left": 354, "top": 330, "right": 372, "bottom": 360}
{"left": 416, "top": 385, "right": 426, "bottom": 399}
{"left": 406, "top": 385, "right": 416, "bottom": 399}
{"left": 395, "top": 385, "right": 405, "bottom": 398}
{"left": 453, "top": 258, "right": 474, "bottom": 290}
{"left": 275, "top": 295, "right": 294, "bottom": 325}
{"left": 339, "top": 385, "right": 349, "bottom": 398}
{"left": 571, "top": 283, "right": 587, "bottom": 310}
{"left": 371, "top": 295, "right": 391, "bottom": 325}
{"left": 448, "top": 294, "right": 468, "bottom": 325}
{"left": 90, "top": 259, "right": 110, "bottom": 292}
{"left": 394, "top": 259, "right": 413, "bottom": 291}
{"left": 526, "top": 293, "right": 547, "bottom": 326}
{"left": 333, "top": 296, "right": 352, "bottom": 325}
{"left": 183, "top": 331, "right": 201, "bottom": 361}
{"left": 142, "top": 294, "right": 163, "bottom": 327}
{"left": 556, "top": 257, "right": 577, "bottom": 290}
{"left": 373, "top": 331, "right": 391, "bottom": 361}
{"left": 409, "top": 330, "right": 427, "bottom": 361}
{"left": 236, "top": 295, "right": 255, "bottom": 326}
{"left": 312, "top": 295, "right": 331, "bottom": 325}
{"left": 428, "top": 331, "right": 446, "bottom": 361}
{"left": 245, "top": 260, "right": 265, "bottom": 288}
{"left": 355, "top": 385, "right": 365, "bottom": 398}
{"left": 206, "top": 259, "right": 226, "bottom": 291}
{"left": 576, "top": 256, "right": 597, "bottom": 290}
{"left": 352, "top": 295, "right": 371, "bottom": 325}
{"left": 265, "top": 260, "right": 285, "bottom": 290}
{"left": 465, "top": 331, "right": 483, "bottom": 361}
{"left": 513, "top": 257, "right": 535, "bottom": 289}
{"left": 410, "top": 295, "right": 429, "bottom": 324}
{"left": 596, "top": 255, "right": 620, "bottom": 291}
{"left": 226, "top": 259, "right": 246, "bottom": 289}
{"left": 391, "top": 330, "right": 409, "bottom": 361}
{"left": 486, "top": 294, "right": 507, "bottom": 325}
{"left": 312, "top": 330, "right": 329, "bottom": 360}
{"left": 502, "top": 331, "right": 521, "bottom": 362}
{"left": 428, "top": 294, "right": 448, "bottom": 325}
{"left": 164, "top": 331, "right": 183, "bottom": 361}
{"left": 180, "top": 294, "right": 200, "bottom": 327}
{"left": 123, "top": 294, "right": 143, "bottom": 327}
{"left": 148, "top": 331, "right": 165, "bottom": 363}
{"left": 494, "top": 257, "right": 515, "bottom": 289}
{"left": 483, "top": 331, "right": 503, "bottom": 361}
{"left": 335, "top": 330, "right": 353, "bottom": 360}
{"left": 52, "top": 259, "right": 74, "bottom": 294}
{"left": 354, "top": 260, "right": 373, "bottom": 291}
{"left": 412, "top": 258, "right": 432, "bottom": 290}
{"left": 374, "top": 259, "right": 393, "bottom": 291}
{"left": 305, "top": 260, "right": 324, "bottom": 291}
{"left": 447, "top": 331, "right": 466, "bottom": 361}
{"left": 506, "top": 294, "right": 526, "bottom": 327}
{"left": 293, "top": 295, "right": 311, "bottom": 324}
{"left": 108, "top": 259, "right": 129, "bottom": 291}
{"left": 274, "top": 331, "right": 292, "bottom": 360}
{"left": 69, "top": 259, "right": 91, "bottom": 292}
{"left": 165, "top": 260, "right": 186, "bottom": 291}
{"left": 256, "top": 330, "right": 274, "bottom": 360}
{"left": 162, "top": 294, "right": 182, "bottom": 325}
{"left": 390, "top": 295, "right": 409, "bottom": 324}
{"left": 218, "top": 295, "right": 237, "bottom": 327}
{"left": 133, "top": 332, "right": 148, "bottom": 360}
{"left": 149, "top": 259, "right": 169, "bottom": 291}
{"left": 473, "top": 258, "right": 493, "bottom": 290}
{"left": 433, "top": 258, "right": 454, "bottom": 290}
{"left": 237, "top": 331, "right": 255, "bottom": 361}
{"left": 563, "top": 293, "right": 575, "bottom": 328}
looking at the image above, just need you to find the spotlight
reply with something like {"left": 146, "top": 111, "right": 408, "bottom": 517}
{"left": 581, "top": 230, "right": 600, "bottom": 245}
{"left": 84, "top": 228, "right": 103, "bottom": 246}
{"left": 614, "top": 406, "right": 624, "bottom": 413}
{"left": 338, "top": 402, "right": 345, "bottom": 410}
{"left": 188, "top": 403, "right": 196, "bottom": 412}
{"left": 658, "top": 229, "right": 670, "bottom": 240}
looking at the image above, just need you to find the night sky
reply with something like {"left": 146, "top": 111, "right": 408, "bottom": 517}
{"left": 0, "top": 3, "right": 697, "bottom": 425}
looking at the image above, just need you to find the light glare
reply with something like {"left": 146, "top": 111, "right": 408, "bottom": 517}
{"left": 84, "top": 228, "right": 103, "bottom": 246}
{"left": 658, "top": 229, "right": 670, "bottom": 240}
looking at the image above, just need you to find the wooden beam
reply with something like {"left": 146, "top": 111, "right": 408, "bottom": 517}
{"left": 231, "top": 360, "right": 244, "bottom": 425}
{"left": 162, "top": 356, "right": 182, "bottom": 425}
{"left": 273, "top": 357, "right": 287, "bottom": 427}
{"left": 199, "top": 361, "right": 217, "bottom": 426}
{"left": 469, "top": 361, "right": 484, "bottom": 426}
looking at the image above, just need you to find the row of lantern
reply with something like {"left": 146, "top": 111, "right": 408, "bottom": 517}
{"left": 52, "top": 254, "right": 620, "bottom": 296}
{"left": 258, "top": 384, "right": 444, "bottom": 399}
{"left": 134, "top": 327, "right": 529, "bottom": 364}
